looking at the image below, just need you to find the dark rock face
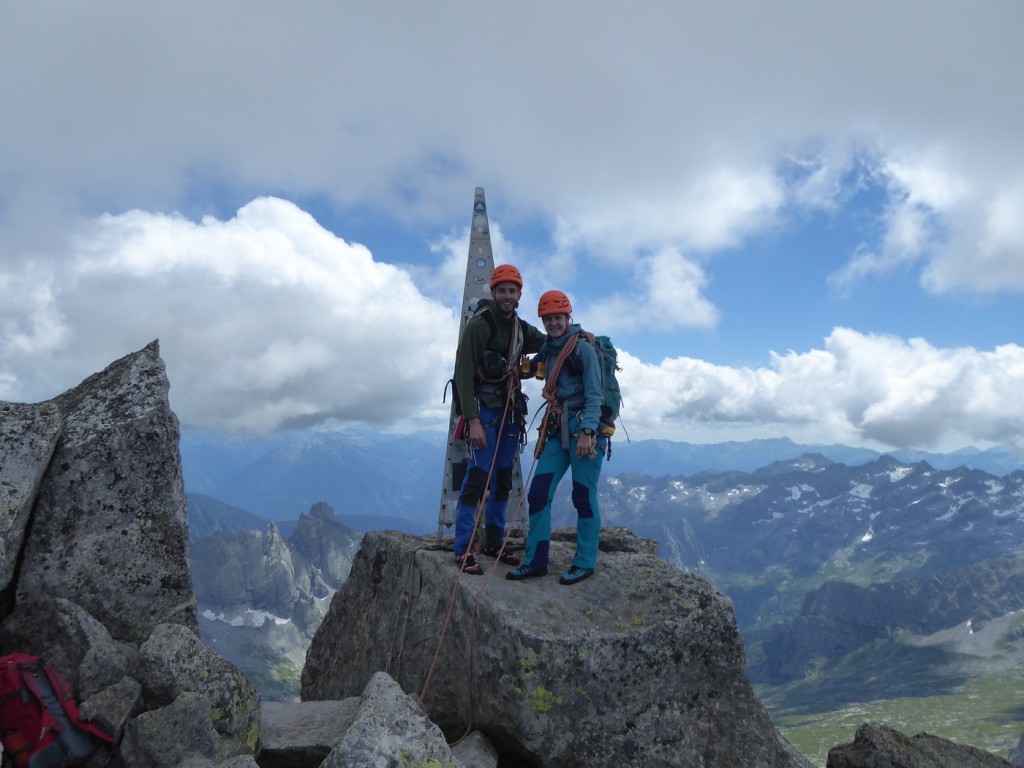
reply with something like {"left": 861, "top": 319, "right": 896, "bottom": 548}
{"left": 827, "top": 722, "right": 1015, "bottom": 767}
{"left": 190, "top": 501, "right": 360, "bottom": 700}
{"left": 192, "top": 503, "right": 359, "bottom": 625}
{"left": 301, "top": 528, "right": 813, "bottom": 768}
{"left": 288, "top": 501, "right": 359, "bottom": 587}
{"left": 756, "top": 556, "right": 1024, "bottom": 683}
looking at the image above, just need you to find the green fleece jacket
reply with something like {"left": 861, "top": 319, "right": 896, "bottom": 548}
{"left": 453, "top": 306, "right": 545, "bottom": 421}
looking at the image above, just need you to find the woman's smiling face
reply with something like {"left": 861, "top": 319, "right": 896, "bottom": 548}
{"left": 542, "top": 313, "right": 569, "bottom": 339}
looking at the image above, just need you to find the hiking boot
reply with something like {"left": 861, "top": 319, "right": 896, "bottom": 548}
{"left": 455, "top": 553, "right": 483, "bottom": 576}
{"left": 506, "top": 564, "right": 548, "bottom": 581}
{"left": 559, "top": 565, "right": 594, "bottom": 585}
{"left": 481, "top": 545, "right": 521, "bottom": 566}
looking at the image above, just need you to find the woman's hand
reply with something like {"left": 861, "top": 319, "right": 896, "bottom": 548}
{"left": 575, "top": 432, "right": 596, "bottom": 458}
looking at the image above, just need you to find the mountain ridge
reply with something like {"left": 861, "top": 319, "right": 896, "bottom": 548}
{"left": 184, "top": 440, "right": 1024, "bottom": 760}
{"left": 179, "top": 428, "right": 1024, "bottom": 530}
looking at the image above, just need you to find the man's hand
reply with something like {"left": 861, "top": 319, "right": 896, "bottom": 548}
{"left": 468, "top": 418, "right": 486, "bottom": 448}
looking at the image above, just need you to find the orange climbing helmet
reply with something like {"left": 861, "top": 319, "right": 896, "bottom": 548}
{"left": 537, "top": 290, "right": 572, "bottom": 317}
{"left": 489, "top": 264, "right": 523, "bottom": 290}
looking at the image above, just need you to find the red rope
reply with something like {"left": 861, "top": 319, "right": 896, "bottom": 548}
{"left": 540, "top": 332, "right": 579, "bottom": 415}
{"left": 420, "top": 314, "right": 529, "bottom": 711}
{"left": 420, "top": 314, "right": 544, "bottom": 744}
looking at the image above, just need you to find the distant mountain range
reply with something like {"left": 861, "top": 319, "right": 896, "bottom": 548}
{"left": 183, "top": 429, "right": 1024, "bottom": 756}
{"left": 183, "top": 429, "right": 1024, "bottom": 656}
{"left": 179, "top": 428, "right": 1024, "bottom": 532}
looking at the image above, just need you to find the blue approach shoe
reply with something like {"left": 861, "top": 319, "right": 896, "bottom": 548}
{"left": 506, "top": 564, "right": 548, "bottom": 581}
{"left": 559, "top": 565, "right": 594, "bottom": 585}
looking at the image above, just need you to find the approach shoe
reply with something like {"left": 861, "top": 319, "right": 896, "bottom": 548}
{"left": 481, "top": 545, "right": 521, "bottom": 566}
{"left": 455, "top": 553, "right": 484, "bottom": 576}
{"left": 559, "top": 565, "right": 594, "bottom": 585}
{"left": 505, "top": 564, "right": 548, "bottom": 581}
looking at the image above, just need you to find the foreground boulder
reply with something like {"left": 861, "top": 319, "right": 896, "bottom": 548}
{"left": 827, "top": 722, "right": 1015, "bottom": 767}
{"left": 260, "top": 672, "right": 496, "bottom": 768}
{"left": 321, "top": 672, "right": 458, "bottom": 767}
{"left": 302, "top": 528, "right": 813, "bottom": 768}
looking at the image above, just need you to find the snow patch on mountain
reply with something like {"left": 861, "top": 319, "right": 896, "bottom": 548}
{"left": 849, "top": 483, "right": 873, "bottom": 499}
{"left": 202, "top": 608, "right": 292, "bottom": 627}
{"left": 786, "top": 484, "right": 814, "bottom": 500}
{"left": 888, "top": 466, "right": 914, "bottom": 482}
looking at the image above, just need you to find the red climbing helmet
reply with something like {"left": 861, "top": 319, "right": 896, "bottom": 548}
{"left": 489, "top": 264, "right": 523, "bottom": 291}
{"left": 537, "top": 290, "right": 572, "bottom": 317}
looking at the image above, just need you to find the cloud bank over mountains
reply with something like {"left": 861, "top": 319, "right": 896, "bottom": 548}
{"left": 3, "top": 197, "right": 1022, "bottom": 453}
{"left": 1, "top": 1, "right": 1022, "bottom": 452}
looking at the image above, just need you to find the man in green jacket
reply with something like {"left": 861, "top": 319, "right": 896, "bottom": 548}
{"left": 452, "top": 264, "right": 545, "bottom": 574}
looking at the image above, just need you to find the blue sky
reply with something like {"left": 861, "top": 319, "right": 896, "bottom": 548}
{"left": 2, "top": 1, "right": 1023, "bottom": 453}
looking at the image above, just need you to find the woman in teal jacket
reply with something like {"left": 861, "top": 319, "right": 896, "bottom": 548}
{"left": 508, "top": 290, "right": 605, "bottom": 586}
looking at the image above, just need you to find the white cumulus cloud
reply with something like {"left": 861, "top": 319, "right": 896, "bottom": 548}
{"left": 618, "top": 328, "right": 1024, "bottom": 451}
{"left": 0, "top": 198, "right": 456, "bottom": 434}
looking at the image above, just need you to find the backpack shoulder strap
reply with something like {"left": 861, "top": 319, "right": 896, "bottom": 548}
{"left": 480, "top": 306, "right": 498, "bottom": 342}
{"left": 480, "top": 307, "right": 527, "bottom": 359}
{"left": 479, "top": 306, "right": 505, "bottom": 352}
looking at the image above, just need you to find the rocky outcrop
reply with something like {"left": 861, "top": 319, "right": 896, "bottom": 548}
{"left": 258, "top": 699, "right": 358, "bottom": 767}
{"left": 827, "top": 722, "right": 1015, "bottom": 767}
{"left": 320, "top": 672, "right": 458, "bottom": 768}
{"left": 191, "top": 502, "right": 360, "bottom": 700}
{"left": 13, "top": 342, "right": 196, "bottom": 644}
{"left": 0, "top": 342, "right": 258, "bottom": 766}
{"left": 301, "top": 528, "right": 814, "bottom": 768}
{"left": 192, "top": 503, "right": 359, "bottom": 626}
{"left": 288, "top": 502, "right": 358, "bottom": 587}
{"left": 0, "top": 342, "right": 491, "bottom": 766}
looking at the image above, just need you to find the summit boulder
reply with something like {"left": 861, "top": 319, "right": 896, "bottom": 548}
{"left": 302, "top": 528, "right": 813, "bottom": 768}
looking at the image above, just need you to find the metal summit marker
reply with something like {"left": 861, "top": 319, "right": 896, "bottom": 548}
{"left": 437, "top": 188, "right": 525, "bottom": 540}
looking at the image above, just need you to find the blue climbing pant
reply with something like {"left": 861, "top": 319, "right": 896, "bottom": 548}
{"left": 454, "top": 404, "right": 522, "bottom": 557}
{"left": 521, "top": 435, "right": 604, "bottom": 571}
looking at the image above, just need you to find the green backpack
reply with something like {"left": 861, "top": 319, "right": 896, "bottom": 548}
{"left": 584, "top": 333, "right": 623, "bottom": 436}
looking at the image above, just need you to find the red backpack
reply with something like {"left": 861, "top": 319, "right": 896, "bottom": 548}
{"left": 0, "top": 654, "right": 117, "bottom": 768}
